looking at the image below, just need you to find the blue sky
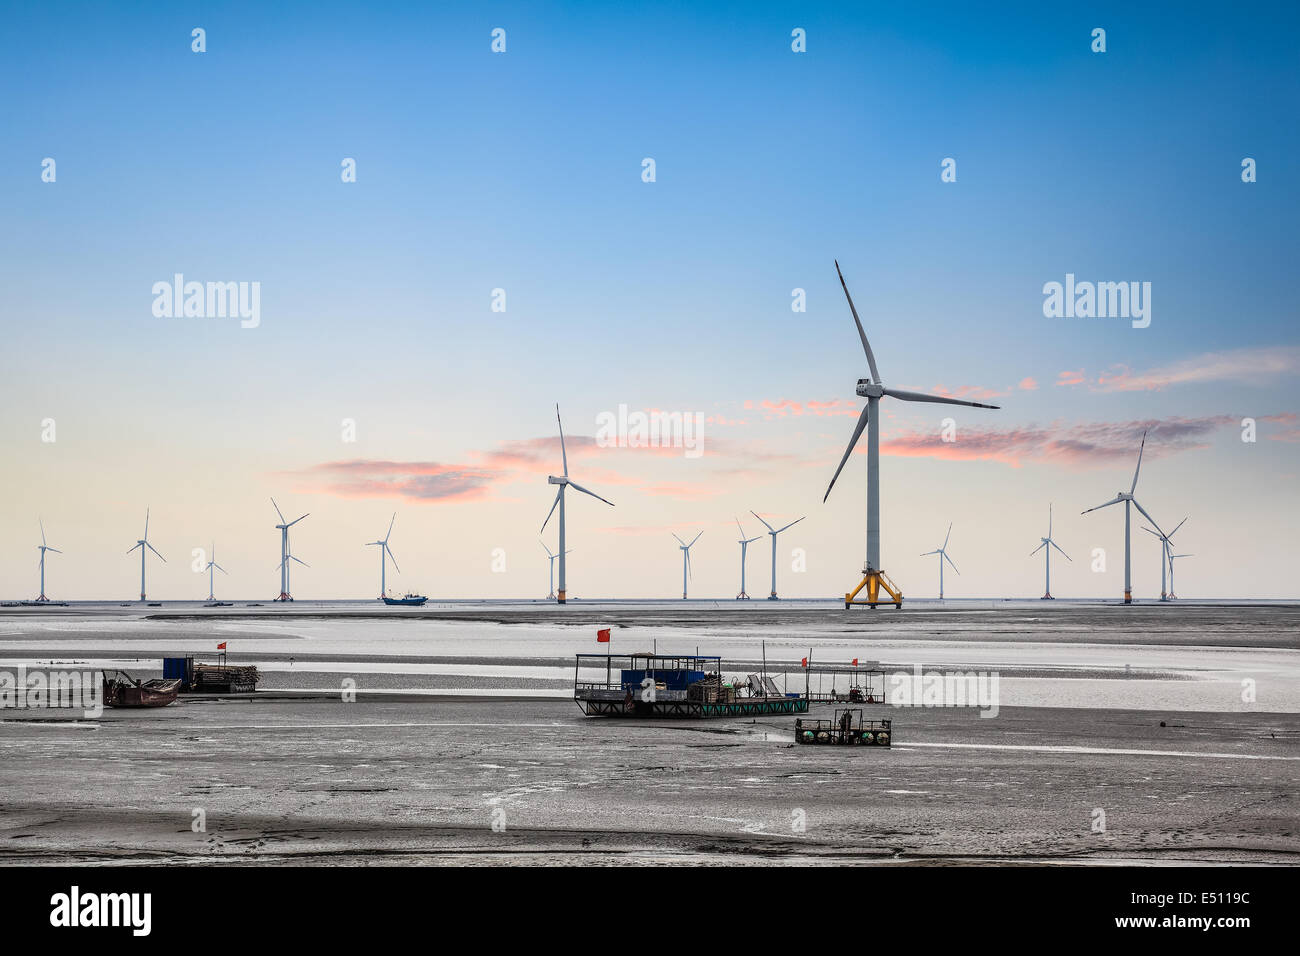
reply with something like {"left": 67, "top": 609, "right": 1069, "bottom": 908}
{"left": 1, "top": 1, "right": 1297, "bottom": 599}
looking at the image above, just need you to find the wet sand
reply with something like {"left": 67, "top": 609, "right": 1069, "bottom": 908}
{"left": 0, "top": 603, "right": 1296, "bottom": 865}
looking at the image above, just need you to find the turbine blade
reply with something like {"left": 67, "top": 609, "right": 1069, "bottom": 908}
{"left": 1029, "top": 542, "right": 1046, "bottom": 556}
{"left": 734, "top": 516, "right": 746, "bottom": 539}
{"left": 288, "top": 513, "right": 309, "bottom": 527}
{"left": 775, "top": 517, "right": 805, "bottom": 534}
{"left": 1141, "top": 526, "right": 1160, "bottom": 538}
{"left": 1130, "top": 429, "right": 1148, "bottom": 494}
{"left": 143, "top": 508, "right": 150, "bottom": 539}
{"left": 127, "top": 543, "right": 141, "bottom": 555}
{"left": 750, "top": 510, "right": 776, "bottom": 533}
{"left": 673, "top": 533, "right": 686, "bottom": 547}
{"left": 1048, "top": 502, "right": 1053, "bottom": 538}
{"left": 1130, "top": 498, "right": 1163, "bottom": 538}
{"left": 290, "top": 555, "right": 309, "bottom": 567}
{"left": 271, "top": 497, "right": 286, "bottom": 523}
{"left": 1168, "top": 516, "right": 1188, "bottom": 537}
{"left": 386, "top": 543, "right": 400, "bottom": 573}
{"left": 147, "top": 542, "right": 166, "bottom": 562}
{"left": 943, "top": 522, "right": 952, "bottom": 549}
{"left": 944, "top": 551, "right": 959, "bottom": 574}
{"left": 1081, "top": 495, "right": 1124, "bottom": 515}
{"left": 882, "top": 387, "right": 1000, "bottom": 409}
{"left": 540, "top": 487, "right": 563, "bottom": 533}
{"left": 1050, "top": 540, "right": 1072, "bottom": 561}
{"left": 40, "top": 519, "right": 46, "bottom": 546}
{"left": 568, "top": 480, "right": 614, "bottom": 507}
{"left": 539, "top": 539, "right": 555, "bottom": 559}
{"left": 823, "top": 405, "right": 870, "bottom": 502}
{"left": 215, "top": 563, "right": 228, "bottom": 574}
{"left": 386, "top": 512, "right": 396, "bottom": 540}
{"left": 834, "top": 260, "right": 880, "bottom": 384}
{"left": 688, "top": 531, "right": 703, "bottom": 548}
{"left": 920, "top": 550, "right": 940, "bottom": 556}
{"left": 556, "top": 404, "right": 568, "bottom": 477}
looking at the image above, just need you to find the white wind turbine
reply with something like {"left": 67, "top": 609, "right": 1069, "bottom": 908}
{"left": 920, "top": 522, "right": 959, "bottom": 600}
{"left": 272, "top": 498, "right": 309, "bottom": 601}
{"left": 673, "top": 531, "right": 702, "bottom": 600}
{"left": 750, "top": 511, "right": 804, "bottom": 600}
{"left": 824, "top": 260, "right": 1000, "bottom": 608}
{"left": 1142, "top": 516, "right": 1187, "bottom": 602}
{"left": 539, "top": 540, "right": 572, "bottom": 600}
{"left": 126, "top": 508, "right": 165, "bottom": 601}
{"left": 734, "top": 517, "right": 761, "bottom": 600}
{"left": 1029, "top": 503, "right": 1071, "bottom": 600}
{"left": 204, "top": 543, "right": 227, "bottom": 601}
{"left": 1167, "top": 550, "right": 1193, "bottom": 600}
{"left": 35, "top": 519, "right": 61, "bottom": 603}
{"left": 1081, "top": 430, "right": 1164, "bottom": 604}
{"left": 367, "top": 513, "right": 400, "bottom": 599}
{"left": 540, "top": 404, "right": 614, "bottom": 603}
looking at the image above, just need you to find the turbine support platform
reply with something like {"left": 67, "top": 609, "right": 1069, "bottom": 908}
{"left": 557, "top": 589, "right": 566, "bottom": 604}
{"left": 1123, "top": 588, "right": 1132, "bottom": 605}
{"left": 844, "top": 567, "right": 902, "bottom": 609}
{"left": 276, "top": 593, "right": 293, "bottom": 602}
{"left": 736, "top": 591, "right": 750, "bottom": 600}
{"left": 1041, "top": 593, "right": 1054, "bottom": 600}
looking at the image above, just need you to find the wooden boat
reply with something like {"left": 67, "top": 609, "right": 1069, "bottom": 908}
{"left": 102, "top": 670, "right": 181, "bottom": 708}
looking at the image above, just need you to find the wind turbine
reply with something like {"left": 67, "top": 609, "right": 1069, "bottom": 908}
{"left": 539, "top": 540, "right": 572, "bottom": 600}
{"left": 750, "top": 511, "right": 804, "bottom": 600}
{"left": 367, "top": 513, "right": 400, "bottom": 599}
{"left": 1029, "top": 503, "right": 1071, "bottom": 600}
{"left": 1081, "top": 430, "right": 1164, "bottom": 604}
{"left": 824, "top": 260, "right": 1000, "bottom": 608}
{"left": 1142, "top": 516, "right": 1187, "bottom": 602}
{"left": 920, "top": 522, "right": 959, "bottom": 600}
{"left": 272, "top": 498, "right": 309, "bottom": 601}
{"left": 540, "top": 404, "right": 614, "bottom": 603}
{"left": 1167, "top": 550, "right": 1193, "bottom": 600}
{"left": 673, "top": 531, "right": 703, "bottom": 600}
{"left": 35, "top": 519, "right": 61, "bottom": 603}
{"left": 204, "top": 543, "right": 227, "bottom": 601}
{"left": 126, "top": 508, "right": 165, "bottom": 601}
{"left": 734, "top": 517, "right": 761, "bottom": 600}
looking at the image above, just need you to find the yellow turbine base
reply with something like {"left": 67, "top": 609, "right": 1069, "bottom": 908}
{"left": 845, "top": 569, "right": 903, "bottom": 609}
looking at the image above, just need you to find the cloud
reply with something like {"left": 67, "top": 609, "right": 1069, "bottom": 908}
{"left": 878, "top": 414, "right": 1295, "bottom": 469}
{"left": 298, "top": 460, "right": 496, "bottom": 501}
{"left": 754, "top": 398, "right": 860, "bottom": 418}
{"left": 1018, "top": 377, "right": 1039, "bottom": 391}
{"left": 1059, "top": 346, "right": 1300, "bottom": 393}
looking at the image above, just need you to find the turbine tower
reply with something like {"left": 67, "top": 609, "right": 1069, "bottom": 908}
{"left": 126, "top": 508, "right": 165, "bottom": 601}
{"left": 734, "top": 517, "right": 761, "bottom": 600}
{"left": 920, "top": 522, "right": 959, "bottom": 600}
{"left": 204, "top": 543, "right": 227, "bottom": 601}
{"left": 1081, "top": 430, "right": 1164, "bottom": 604}
{"left": 35, "top": 519, "right": 61, "bottom": 603}
{"left": 272, "top": 498, "right": 309, "bottom": 602}
{"left": 750, "top": 511, "right": 804, "bottom": 600}
{"left": 539, "top": 540, "right": 572, "bottom": 601}
{"left": 1143, "top": 516, "right": 1187, "bottom": 602}
{"left": 1167, "top": 550, "right": 1193, "bottom": 600}
{"left": 673, "top": 531, "right": 702, "bottom": 600}
{"left": 824, "top": 260, "right": 1000, "bottom": 608}
{"left": 1029, "top": 503, "right": 1071, "bottom": 600}
{"left": 540, "top": 404, "right": 614, "bottom": 603}
{"left": 367, "top": 513, "right": 400, "bottom": 599}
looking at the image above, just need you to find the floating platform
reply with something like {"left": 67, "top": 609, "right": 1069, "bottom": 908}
{"left": 574, "top": 653, "right": 809, "bottom": 718}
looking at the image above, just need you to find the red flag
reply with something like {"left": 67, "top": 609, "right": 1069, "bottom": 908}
{"left": 596, "top": 629, "right": 611, "bottom": 643}
{"left": 800, "top": 657, "right": 808, "bottom": 668}
{"left": 217, "top": 642, "right": 227, "bottom": 650}
{"left": 852, "top": 658, "right": 858, "bottom": 667}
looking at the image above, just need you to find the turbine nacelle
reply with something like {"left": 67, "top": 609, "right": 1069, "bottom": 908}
{"left": 548, "top": 475, "right": 568, "bottom": 485}
{"left": 856, "top": 380, "right": 884, "bottom": 398}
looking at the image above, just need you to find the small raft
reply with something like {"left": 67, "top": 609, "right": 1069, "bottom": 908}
{"left": 102, "top": 670, "right": 182, "bottom": 708}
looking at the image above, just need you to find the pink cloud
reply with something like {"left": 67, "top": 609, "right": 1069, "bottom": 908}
{"left": 1018, "top": 377, "right": 1039, "bottom": 391}
{"left": 1056, "top": 369, "right": 1086, "bottom": 387}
